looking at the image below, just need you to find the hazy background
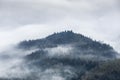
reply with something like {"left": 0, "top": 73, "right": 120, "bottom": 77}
{"left": 0, "top": 0, "right": 120, "bottom": 52}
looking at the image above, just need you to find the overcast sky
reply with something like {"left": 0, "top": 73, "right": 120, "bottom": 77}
{"left": 0, "top": 0, "right": 120, "bottom": 52}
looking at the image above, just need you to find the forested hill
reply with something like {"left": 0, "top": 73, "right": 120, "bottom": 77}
{"left": 18, "top": 31, "right": 117, "bottom": 59}
{"left": 1, "top": 31, "right": 119, "bottom": 80}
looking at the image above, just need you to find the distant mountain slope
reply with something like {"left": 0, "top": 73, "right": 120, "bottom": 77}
{"left": 19, "top": 31, "right": 117, "bottom": 59}
{"left": 19, "top": 31, "right": 92, "bottom": 49}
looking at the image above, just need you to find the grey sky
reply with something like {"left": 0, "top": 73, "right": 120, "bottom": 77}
{"left": 0, "top": 0, "right": 120, "bottom": 52}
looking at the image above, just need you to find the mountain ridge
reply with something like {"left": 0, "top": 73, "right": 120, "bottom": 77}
{"left": 18, "top": 30, "right": 117, "bottom": 59}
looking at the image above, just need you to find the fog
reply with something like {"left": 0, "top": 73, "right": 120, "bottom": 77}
{"left": 0, "top": 0, "right": 120, "bottom": 79}
{"left": 0, "top": 44, "right": 103, "bottom": 79}
{"left": 45, "top": 45, "right": 73, "bottom": 57}
{"left": 0, "top": 45, "right": 71, "bottom": 79}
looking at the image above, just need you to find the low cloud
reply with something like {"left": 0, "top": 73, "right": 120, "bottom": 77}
{"left": 45, "top": 45, "right": 73, "bottom": 57}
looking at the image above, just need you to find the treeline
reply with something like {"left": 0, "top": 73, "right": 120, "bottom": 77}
{"left": 81, "top": 59, "right": 120, "bottom": 80}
